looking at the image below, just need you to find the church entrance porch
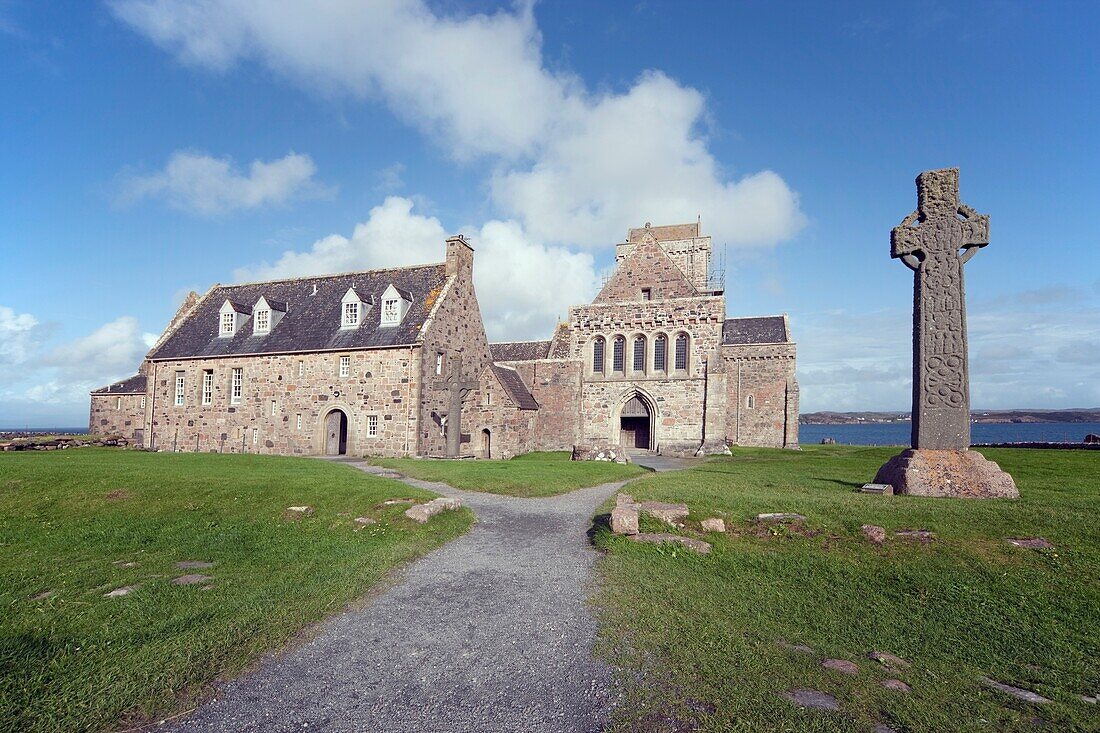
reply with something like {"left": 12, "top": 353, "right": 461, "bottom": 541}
{"left": 324, "top": 409, "right": 348, "bottom": 456}
{"left": 619, "top": 394, "right": 653, "bottom": 450}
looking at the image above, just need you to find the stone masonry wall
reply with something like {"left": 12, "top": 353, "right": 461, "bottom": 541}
{"left": 596, "top": 236, "right": 698, "bottom": 303}
{"left": 507, "top": 359, "right": 582, "bottom": 451}
{"left": 89, "top": 393, "right": 146, "bottom": 440}
{"left": 460, "top": 367, "right": 537, "bottom": 459}
{"left": 722, "top": 342, "right": 799, "bottom": 448}
{"left": 146, "top": 348, "right": 420, "bottom": 456}
{"left": 416, "top": 239, "right": 494, "bottom": 457}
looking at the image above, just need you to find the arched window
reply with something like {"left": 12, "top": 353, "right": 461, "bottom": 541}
{"left": 592, "top": 336, "right": 605, "bottom": 374}
{"left": 674, "top": 333, "right": 689, "bottom": 370}
{"left": 612, "top": 336, "right": 625, "bottom": 372}
{"left": 653, "top": 334, "right": 667, "bottom": 372}
{"left": 632, "top": 335, "right": 646, "bottom": 372}
{"left": 746, "top": 394, "right": 755, "bottom": 409}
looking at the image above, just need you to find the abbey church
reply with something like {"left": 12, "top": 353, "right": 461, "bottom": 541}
{"left": 90, "top": 222, "right": 799, "bottom": 458}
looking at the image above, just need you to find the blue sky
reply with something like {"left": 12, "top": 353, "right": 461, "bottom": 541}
{"left": 1, "top": 0, "right": 1098, "bottom": 427}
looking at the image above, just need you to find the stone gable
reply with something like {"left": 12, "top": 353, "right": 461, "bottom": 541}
{"left": 594, "top": 231, "right": 698, "bottom": 303}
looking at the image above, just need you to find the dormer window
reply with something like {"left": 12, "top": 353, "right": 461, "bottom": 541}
{"left": 252, "top": 296, "right": 286, "bottom": 335}
{"left": 341, "top": 287, "right": 370, "bottom": 329}
{"left": 219, "top": 299, "right": 249, "bottom": 337}
{"left": 344, "top": 302, "right": 359, "bottom": 327}
{"left": 379, "top": 284, "right": 412, "bottom": 327}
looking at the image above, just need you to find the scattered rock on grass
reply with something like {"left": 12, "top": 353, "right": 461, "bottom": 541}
{"left": 629, "top": 533, "right": 711, "bottom": 554}
{"left": 1007, "top": 537, "right": 1054, "bottom": 550}
{"left": 701, "top": 517, "right": 726, "bottom": 533}
{"left": 823, "top": 658, "right": 859, "bottom": 675}
{"left": 381, "top": 498, "right": 416, "bottom": 506}
{"left": 862, "top": 524, "right": 887, "bottom": 545}
{"left": 637, "top": 501, "right": 690, "bottom": 525}
{"left": 873, "top": 726, "right": 899, "bottom": 733}
{"left": 980, "top": 677, "right": 1052, "bottom": 704}
{"left": 780, "top": 688, "right": 840, "bottom": 710}
{"left": 610, "top": 506, "right": 639, "bottom": 535}
{"left": 757, "top": 512, "right": 806, "bottom": 523}
{"left": 1079, "top": 694, "right": 1097, "bottom": 705}
{"left": 175, "top": 560, "right": 214, "bottom": 569}
{"left": 882, "top": 679, "right": 912, "bottom": 693}
{"left": 405, "top": 497, "right": 462, "bottom": 523}
{"left": 895, "top": 529, "right": 935, "bottom": 543}
{"left": 283, "top": 506, "right": 314, "bottom": 521}
{"left": 112, "top": 560, "right": 139, "bottom": 568}
{"left": 172, "top": 574, "right": 213, "bottom": 586}
{"left": 869, "top": 651, "right": 910, "bottom": 669}
{"left": 353, "top": 516, "right": 377, "bottom": 528}
{"left": 104, "top": 585, "right": 138, "bottom": 597}
{"left": 31, "top": 590, "right": 55, "bottom": 601}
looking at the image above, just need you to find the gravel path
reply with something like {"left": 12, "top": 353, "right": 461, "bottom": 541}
{"left": 165, "top": 460, "right": 629, "bottom": 733}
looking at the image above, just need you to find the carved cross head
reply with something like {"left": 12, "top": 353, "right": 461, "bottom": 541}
{"left": 891, "top": 167, "right": 990, "bottom": 270}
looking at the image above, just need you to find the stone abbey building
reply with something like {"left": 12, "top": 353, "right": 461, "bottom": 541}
{"left": 90, "top": 222, "right": 799, "bottom": 458}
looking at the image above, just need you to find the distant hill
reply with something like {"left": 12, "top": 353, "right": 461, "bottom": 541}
{"left": 800, "top": 408, "right": 1100, "bottom": 425}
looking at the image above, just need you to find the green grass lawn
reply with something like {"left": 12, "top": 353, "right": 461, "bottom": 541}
{"left": 372, "top": 451, "right": 648, "bottom": 497}
{"left": 593, "top": 446, "right": 1100, "bottom": 733}
{"left": 0, "top": 449, "right": 472, "bottom": 733}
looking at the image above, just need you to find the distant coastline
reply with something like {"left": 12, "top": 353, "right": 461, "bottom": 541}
{"left": 800, "top": 408, "right": 1100, "bottom": 425}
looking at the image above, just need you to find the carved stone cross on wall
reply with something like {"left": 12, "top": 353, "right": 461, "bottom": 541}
{"left": 440, "top": 353, "right": 479, "bottom": 457}
{"left": 891, "top": 168, "right": 989, "bottom": 450}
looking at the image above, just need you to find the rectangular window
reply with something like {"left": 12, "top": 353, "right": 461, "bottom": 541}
{"left": 296, "top": 413, "right": 302, "bottom": 430}
{"left": 255, "top": 309, "right": 270, "bottom": 332}
{"left": 298, "top": 360, "right": 304, "bottom": 377}
{"left": 202, "top": 370, "right": 213, "bottom": 405}
{"left": 140, "top": 395, "right": 146, "bottom": 410}
{"left": 367, "top": 414, "right": 378, "bottom": 437}
{"left": 484, "top": 390, "right": 492, "bottom": 406}
{"left": 252, "top": 428, "right": 258, "bottom": 444}
{"left": 221, "top": 312, "right": 235, "bottom": 335}
{"left": 612, "top": 338, "right": 624, "bottom": 372}
{"left": 116, "top": 396, "right": 122, "bottom": 410}
{"left": 174, "top": 371, "right": 185, "bottom": 406}
{"left": 343, "top": 302, "right": 359, "bottom": 328}
{"left": 633, "top": 338, "right": 646, "bottom": 372}
{"left": 435, "top": 352, "right": 444, "bottom": 375}
{"left": 641, "top": 287, "right": 652, "bottom": 301}
{"left": 271, "top": 400, "right": 277, "bottom": 416}
{"left": 230, "top": 368, "right": 242, "bottom": 405}
{"left": 339, "top": 355, "right": 350, "bottom": 377}
{"left": 382, "top": 298, "right": 399, "bottom": 323}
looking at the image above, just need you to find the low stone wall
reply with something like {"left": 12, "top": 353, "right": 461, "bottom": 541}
{"left": 0, "top": 435, "right": 133, "bottom": 451}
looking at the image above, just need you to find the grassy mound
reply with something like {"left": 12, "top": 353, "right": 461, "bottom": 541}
{"left": 0, "top": 449, "right": 471, "bottom": 733}
{"left": 594, "top": 446, "right": 1099, "bottom": 732}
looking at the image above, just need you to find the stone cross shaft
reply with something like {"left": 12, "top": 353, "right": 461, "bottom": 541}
{"left": 440, "top": 353, "right": 479, "bottom": 457}
{"left": 891, "top": 168, "right": 989, "bottom": 450}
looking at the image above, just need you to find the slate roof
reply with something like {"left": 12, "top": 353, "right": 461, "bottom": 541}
{"left": 148, "top": 264, "right": 448, "bottom": 360}
{"left": 491, "top": 365, "right": 539, "bottom": 410}
{"left": 722, "top": 316, "right": 789, "bottom": 345}
{"left": 91, "top": 374, "right": 147, "bottom": 394}
{"left": 489, "top": 340, "right": 552, "bottom": 362}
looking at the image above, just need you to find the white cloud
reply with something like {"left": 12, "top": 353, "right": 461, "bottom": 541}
{"left": 238, "top": 196, "right": 599, "bottom": 341}
{"left": 109, "top": 0, "right": 805, "bottom": 248}
{"left": 118, "top": 150, "right": 331, "bottom": 215}
{"left": 0, "top": 305, "right": 41, "bottom": 365}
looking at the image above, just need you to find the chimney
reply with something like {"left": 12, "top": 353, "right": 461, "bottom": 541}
{"left": 445, "top": 234, "right": 474, "bottom": 277}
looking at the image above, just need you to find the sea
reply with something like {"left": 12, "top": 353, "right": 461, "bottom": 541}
{"left": 799, "top": 422, "right": 1100, "bottom": 447}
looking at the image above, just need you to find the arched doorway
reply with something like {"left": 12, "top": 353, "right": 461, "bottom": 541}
{"left": 324, "top": 409, "right": 348, "bottom": 456}
{"left": 619, "top": 393, "right": 653, "bottom": 450}
{"left": 481, "top": 428, "right": 491, "bottom": 459}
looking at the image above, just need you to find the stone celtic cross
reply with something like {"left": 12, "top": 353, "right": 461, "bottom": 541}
{"left": 891, "top": 168, "right": 988, "bottom": 450}
{"left": 440, "top": 353, "right": 479, "bottom": 457}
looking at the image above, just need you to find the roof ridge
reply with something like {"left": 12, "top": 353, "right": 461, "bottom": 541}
{"left": 220, "top": 261, "right": 446, "bottom": 290}
{"left": 489, "top": 338, "right": 552, "bottom": 344}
